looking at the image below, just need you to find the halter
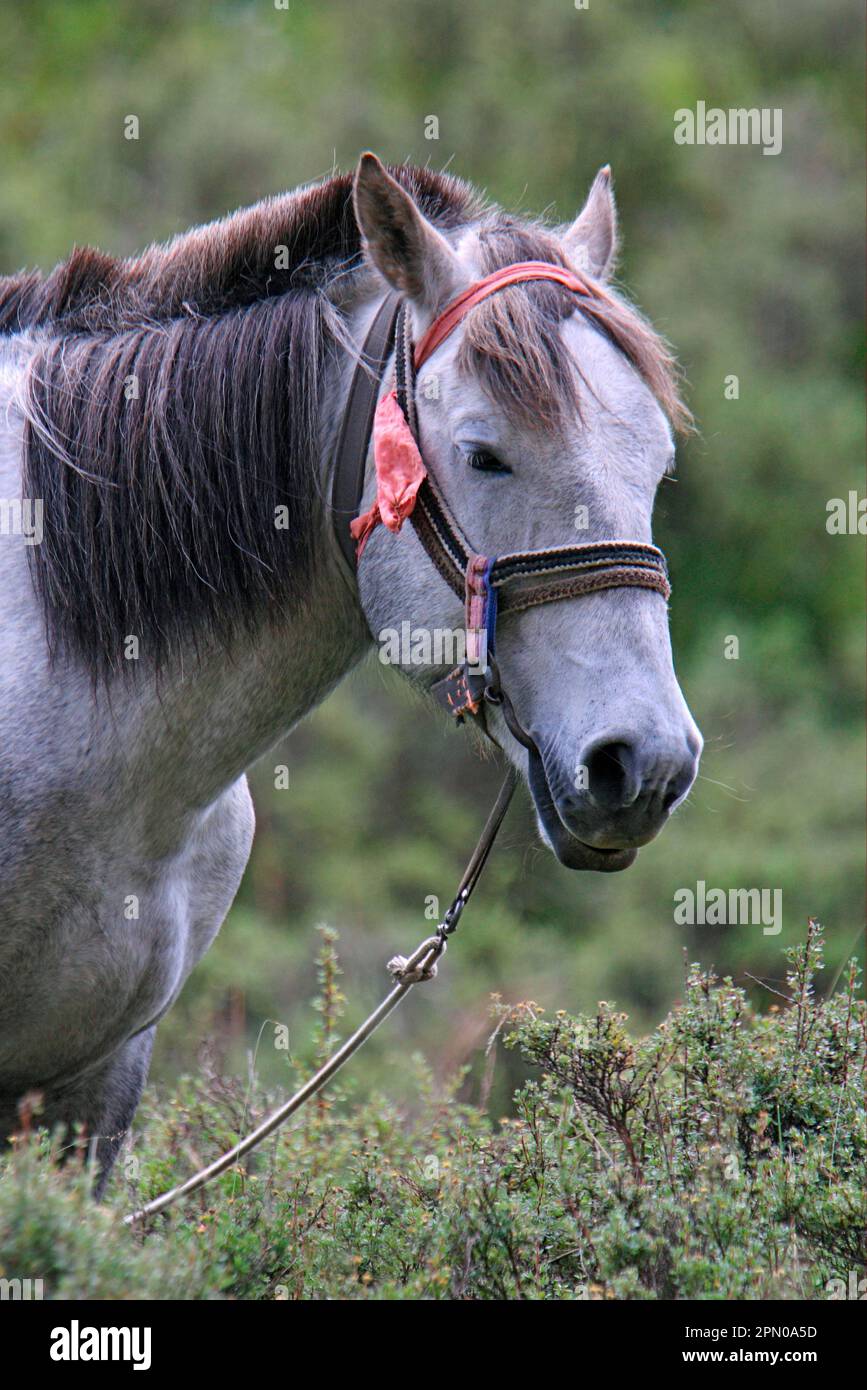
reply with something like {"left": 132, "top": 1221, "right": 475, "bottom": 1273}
{"left": 331, "top": 261, "right": 671, "bottom": 740}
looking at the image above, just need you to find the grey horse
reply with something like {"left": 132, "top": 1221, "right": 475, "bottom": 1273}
{"left": 0, "top": 154, "right": 701, "bottom": 1192}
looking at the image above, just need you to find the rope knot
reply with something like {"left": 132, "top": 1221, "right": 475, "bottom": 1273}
{"left": 387, "top": 934, "right": 445, "bottom": 985}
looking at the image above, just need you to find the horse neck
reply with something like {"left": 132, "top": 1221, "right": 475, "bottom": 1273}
{"left": 104, "top": 285, "right": 383, "bottom": 826}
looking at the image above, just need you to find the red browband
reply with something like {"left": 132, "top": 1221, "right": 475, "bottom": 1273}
{"left": 350, "top": 263, "right": 592, "bottom": 558}
{"left": 413, "top": 260, "right": 591, "bottom": 369}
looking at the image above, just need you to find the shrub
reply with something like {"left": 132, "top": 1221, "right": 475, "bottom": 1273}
{"left": 0, "top": 922, "right": 863, "bottom": 1300}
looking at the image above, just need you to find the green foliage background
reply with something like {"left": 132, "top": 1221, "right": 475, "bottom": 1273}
{"left": 0, "top": 0, "right": 863, "bottom": 1115}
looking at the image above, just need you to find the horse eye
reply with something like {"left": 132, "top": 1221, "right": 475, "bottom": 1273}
{"left": 466, "top": 449, "right": 511, "bottom": 475}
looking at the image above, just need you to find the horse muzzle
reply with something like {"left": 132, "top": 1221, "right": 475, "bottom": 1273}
{"left": 526, "top": 726, "right": 701, "bottom": 872}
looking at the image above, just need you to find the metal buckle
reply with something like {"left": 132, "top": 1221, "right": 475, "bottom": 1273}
{"left": 440, "top": 887, "right": 469, "bottom": 937}
{"left": 482, "top": 662, "right": 504, "bottom": 705}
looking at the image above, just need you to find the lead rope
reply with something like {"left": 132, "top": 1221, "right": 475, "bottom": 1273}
{"left": 122, "top": 768, "right": 517, "bottom": 1225}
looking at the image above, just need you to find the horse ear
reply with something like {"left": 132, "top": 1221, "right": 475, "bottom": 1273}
{"left": 563, "top": 166, "right": 618, "bottom": 281}
{"left": 353, "top": 153, "right": 460, "bottom": 312}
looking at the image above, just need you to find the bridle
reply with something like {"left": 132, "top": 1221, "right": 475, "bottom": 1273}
{"left": 331, "top": 260, "right": 671, "bottom": 815}
{"left": 123, "top": 261, "right": 674, "bottom": 1224}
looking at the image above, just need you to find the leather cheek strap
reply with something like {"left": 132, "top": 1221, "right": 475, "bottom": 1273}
{"left": 330, "top": 292, "right": 402, "bottom": 572}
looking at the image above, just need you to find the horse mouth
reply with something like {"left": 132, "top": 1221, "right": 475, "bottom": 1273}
{"left": 560, "top": 837, "right": 637, "bottom": 872}
{"left": 542, "top": 818, "right": 638, "bottom": 873}
{"left": 526, "top": 742, "right": 638, "bottom": 873}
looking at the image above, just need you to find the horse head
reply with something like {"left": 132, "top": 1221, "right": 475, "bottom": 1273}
{"left": 349, "top": 154, "right": 702, "bottom": 872}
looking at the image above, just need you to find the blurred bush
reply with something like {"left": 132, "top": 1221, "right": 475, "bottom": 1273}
{"left": 2, "top": 925, "right": 863, "bottom": 1299}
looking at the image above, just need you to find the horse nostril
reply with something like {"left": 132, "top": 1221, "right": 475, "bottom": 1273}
{"left": 576, "top": 733, "right": 698, "bottom": 819}
{"left": 661, "top": 758, "right": 696, "bottom": 812}
{"left": 584, "top": 740, "right": 639, "bottom": 810}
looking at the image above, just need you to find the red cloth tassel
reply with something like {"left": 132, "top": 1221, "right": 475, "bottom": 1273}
{"left": 349, "top": 389, "right": 427, "bottom": 558}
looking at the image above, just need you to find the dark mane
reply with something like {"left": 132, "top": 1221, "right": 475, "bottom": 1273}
{"left": 3, "top": 165, "right": 687, "bottom": 677}
{"left": 7, "top": 167, "right": 481, "bottom": 675}
{"left": 0, "top": 167, "right": 479, "bottom": 334}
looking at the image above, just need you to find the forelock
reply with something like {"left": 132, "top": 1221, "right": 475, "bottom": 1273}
{"left": 457, "top": 216, "right": 691, "bottom": 435}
